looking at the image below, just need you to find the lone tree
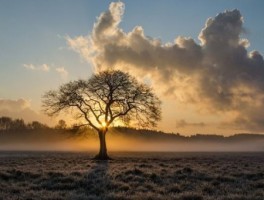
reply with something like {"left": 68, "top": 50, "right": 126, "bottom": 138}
{"left": 42, "top": 70, "right": 161, "bottom": 160}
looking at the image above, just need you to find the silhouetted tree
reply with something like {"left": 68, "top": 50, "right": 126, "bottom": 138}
{"left": 0, "top": 117, "right": 27, "bottom": 131}
{"left": 27, "top": 121, "right": 47, "bottom": 130}
{"left": 55, "top": 119, "right": 67, "bottom": 129}
{"left": 42, "top": 70, "right": 161, "bottom": 159}
{"left": 0, "top": 116, "right": 12, "bottom": 130}
{"left": 11, "top": 119, "right": 26, "bottom": 130}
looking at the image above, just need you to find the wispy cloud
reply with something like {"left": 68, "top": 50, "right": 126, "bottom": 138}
{"left": 23, "top": 64, "right": 50, "bottom": 72}
{"left": 23, "top": 64, "right": 36, "bottom": 70}
{"left": 41, "top": 64, "right": 50, "bottom": 72}
{"left": 56, "top": 67, "right": 68, "bottom": 78}
{"left": 23, "top": 63, "right": 68, "bottom": 78}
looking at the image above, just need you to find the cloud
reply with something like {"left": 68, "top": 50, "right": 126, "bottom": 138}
{"left": 176, "top": 119, "right": 205, "bottom": 129}
{"left": 0, "top": 99, "right": 48, "bottom": 123}
{"left": 56, "top": 67, "right": 68, "bottom": 78}
{"left": 41, "top": 64, "right": 50, "bottom": 72}
{"left": 66, "top": 2, "right": 264, "bottom": 131}
{"left": 23, "top": 64, "right": 36, "bottom": 70}
{"left": 23, "top": 63, "right": 68, "bottom": 78}
{"left": 23, "top": 64, "right": 50, "bottom": 72}
{"left": 0, "top": 99, "right": 30, "bottom": 111}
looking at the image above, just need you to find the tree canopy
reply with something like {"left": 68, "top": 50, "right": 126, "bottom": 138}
{"left": 42, "top": 70, "right": 161, "bottom": 159}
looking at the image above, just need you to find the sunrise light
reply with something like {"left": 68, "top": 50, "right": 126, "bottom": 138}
{"left": 101, "top": 121, "right": 107, "bottom": 128}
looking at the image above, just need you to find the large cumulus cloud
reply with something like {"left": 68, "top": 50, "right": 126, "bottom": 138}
{"left": 67, "top": 2, "right": 264, "bottom": 131}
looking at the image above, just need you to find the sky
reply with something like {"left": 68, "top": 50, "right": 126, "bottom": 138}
{"left": 1, "top": 0, "right": 264, "bottom": 135}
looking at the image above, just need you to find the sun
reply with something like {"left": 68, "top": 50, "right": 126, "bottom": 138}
{"left": 101, "top": 121, "right": 107, "bottom": 127}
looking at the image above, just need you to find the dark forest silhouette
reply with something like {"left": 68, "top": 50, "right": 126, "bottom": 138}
{"left": 0, "top": 116, "right": 48, "bottom": 131}
{"left": 1, "top": 116, "right": 264, "bottom": 145}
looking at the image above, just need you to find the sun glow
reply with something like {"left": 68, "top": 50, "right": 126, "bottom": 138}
{"left": 101, "top": 122, "right": 107, "bottom": 127}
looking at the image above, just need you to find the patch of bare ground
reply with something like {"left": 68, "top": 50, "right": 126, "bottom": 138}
{"left": 0, "top": 152, "right": 263, "bottom": 200}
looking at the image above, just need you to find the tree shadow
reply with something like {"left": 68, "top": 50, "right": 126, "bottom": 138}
{"left": 82, "top": 160, "right": 112, "bottom": 199}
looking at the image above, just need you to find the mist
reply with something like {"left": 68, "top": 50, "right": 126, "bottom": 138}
{"left": 1, "top": 129, "right": 263, "bottom": 152}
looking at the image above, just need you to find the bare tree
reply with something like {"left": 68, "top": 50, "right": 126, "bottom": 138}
{"left": 42, "top": 70, "right": 161, "bottom": 159}
{"left": 0, "top": 117, "right": 12, "bottom": 131}
{"left": 55, "top": 119, "right": 67, "bottom": 129}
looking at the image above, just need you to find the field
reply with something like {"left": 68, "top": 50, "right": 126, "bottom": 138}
{"left": 0, "top": 152, "right": 263, "bottom": 200}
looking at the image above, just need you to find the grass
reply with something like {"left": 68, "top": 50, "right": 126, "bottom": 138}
{"left": 0, "top": 152, "right": 263, "bottom": 200}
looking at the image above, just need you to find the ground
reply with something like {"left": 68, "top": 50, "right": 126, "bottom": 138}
{"left": 0, "top": 152, "right": 263, "bottom": 200}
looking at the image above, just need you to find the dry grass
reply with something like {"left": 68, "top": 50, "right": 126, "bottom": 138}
{"left": 0, "top": 152, "right": 263, "bottom": 200}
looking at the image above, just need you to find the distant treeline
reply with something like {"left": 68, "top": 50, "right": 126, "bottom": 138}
{"left": 1, "top": 116, "right": 264, "bottom": 143}
{"left": 112, "top": 126, "right": 264, "bottom": 142}
{"left": 0, "top": 116, "right": 68, "bottom": 132}
{"left": 0, "top": 116, "right": 48, "bottom": 131}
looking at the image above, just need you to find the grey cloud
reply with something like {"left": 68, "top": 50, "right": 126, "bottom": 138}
{"left": 67, "top": 2, "right": 264, "bottom": 131}
{"left": 0, "top": 99, "right": 49, "bottom": 124}
{"left": 176, "top": 119, "right": 205, "bottom": 129}
{"left": 0, "top": 99, "right": 30, "bottom": 111}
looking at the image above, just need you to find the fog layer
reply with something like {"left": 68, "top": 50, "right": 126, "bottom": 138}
{"left": 1, "top": 129, "right": 263, "bottom": 152}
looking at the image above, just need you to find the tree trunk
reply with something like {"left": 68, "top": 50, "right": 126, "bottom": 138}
{"left": 94, "top": 129, "right": 110, "bottom": 160}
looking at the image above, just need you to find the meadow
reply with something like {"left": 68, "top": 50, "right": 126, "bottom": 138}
{"left": 0, "top": 151, "right": 263, "bottom": 200}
